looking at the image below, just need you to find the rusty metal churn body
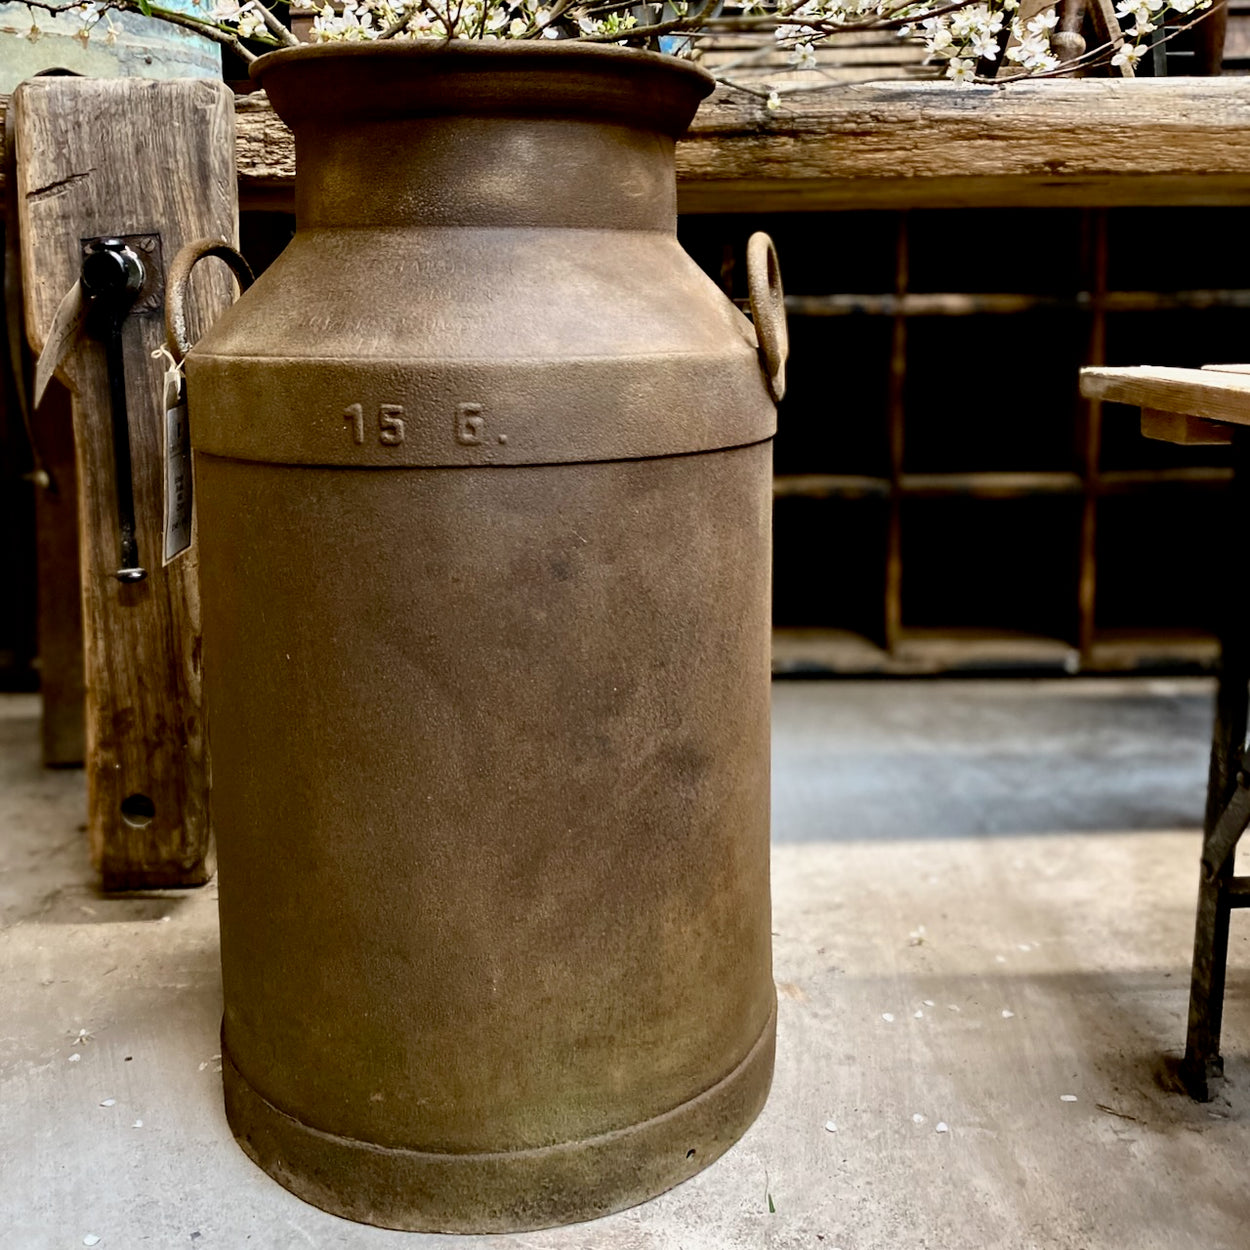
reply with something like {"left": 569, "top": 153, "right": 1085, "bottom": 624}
{"left": 187, "top": 39, "right": 782, "bottom": 1233}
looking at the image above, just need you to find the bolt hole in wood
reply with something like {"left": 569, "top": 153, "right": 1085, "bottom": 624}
{"left": 686, "top": 1148, "right": 696, "bottom": 1158}
{"left": 120, "top": 793, "right": 156, "bottom": 827}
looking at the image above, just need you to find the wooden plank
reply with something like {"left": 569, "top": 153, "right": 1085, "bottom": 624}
{"left": 4, "top": 79, "right": 1250, "bottom": 214}
{"left": 1140, "top": 408, "right": 1235, "bottom": 446}
{"left": 1077, "top": 210, "right": 1107, "bottom": 661}
{"left": 787, "top": 290, "right": 1250, "bottom": 317}
{"left": 775, "top": 466, "right": 1233, "bottom": 495}
{"left": 773, "top": 626, "right": 1220, "bottom": 675}
{"left": 773, "top": 627, "right": 1083, "bottom": 675}
{"left": 1097, "top": 465, "right": 1233, "bottom": 490}
{"left": 679, "top": 78, "right": 1250, "bottom": 212}
{"left": 899, "top": 470, "right": 1085, "bottom": 497}
{"left": 1080, "top": 365, "right": 1250, "bottom": 426}
{"left": 685, "top": 77, "right": 1250, "bottom": 211}
{"left": 884, "top": 216, "right": 907, "bottom": 654}
{"left": 15, "top": 77, "right": 238, "bottom": 888}
{"left": 773, "top": 473, "right": 890, "bottom": 499}
{"left": 1086, "top": 628, "right": 1219, "bottom": 671}
{"left": 228, "top": 79, "right": 1250, "bottom": 214}
{"left": 33, "top": 381, "right": 84, "bottom": 767}
{"left": 233, "top": 92, "right": 295, "bottom": 213}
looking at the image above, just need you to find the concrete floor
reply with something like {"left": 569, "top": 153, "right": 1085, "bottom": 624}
{"left": 2, "top": 678, "right": 1248, "bottom": 1249}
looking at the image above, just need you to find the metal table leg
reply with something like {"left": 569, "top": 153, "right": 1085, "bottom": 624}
{"left": 1182, "top": 429, "right": 1250, "bottom": 1100}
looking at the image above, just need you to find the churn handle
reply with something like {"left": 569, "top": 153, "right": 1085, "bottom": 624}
{"left": 165, "top": 238, "right": 255, "bottom": 366}
{"left": 746, "top": 232, "right": 788, "bottom": 404}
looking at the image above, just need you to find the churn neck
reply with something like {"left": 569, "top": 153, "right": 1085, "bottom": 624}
{"left": 252, "top": 41, "right": 715, "bottom": 232}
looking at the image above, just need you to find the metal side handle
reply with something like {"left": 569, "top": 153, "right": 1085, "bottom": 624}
{"left": 747, "top": 232, "right": 788, "bottom": 404}
{"left": 165, "top": 238, "right": 254, "bottom": 366}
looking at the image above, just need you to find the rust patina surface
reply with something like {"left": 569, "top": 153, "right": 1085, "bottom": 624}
{"left": 189, "top": 39, "right": 779, "bottom": 1232}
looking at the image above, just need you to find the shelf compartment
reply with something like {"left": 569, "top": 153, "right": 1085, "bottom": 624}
{"left": 1095, "top": 493, "right": 1229, "bottom": 633}
{"left": 902, "top": 312, "right": 1085, "bottom": 475}
{"left": 773, "top": 494, "right": 887, "bottom": 642}
{"left": 900, "top": 496, "right": 1082, "bottom": 641}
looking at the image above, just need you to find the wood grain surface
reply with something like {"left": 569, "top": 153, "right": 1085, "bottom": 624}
{"left": 7, "top": 78, "right": 1250, "bottom": 216}
{"left": 14, "top": 77, "right": 238, "bottom": 888}
{"left": 1081, "top": 363, "right": 1250, "bottom": 428}
{"left": 33, "top": 383, "right": 85, "bottom": 767}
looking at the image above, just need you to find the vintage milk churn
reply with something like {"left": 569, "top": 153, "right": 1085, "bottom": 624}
{"left": 180, "top": 39, "right": 786, "bottom": 1233}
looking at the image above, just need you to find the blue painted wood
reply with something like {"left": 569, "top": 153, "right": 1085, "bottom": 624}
{"left": 0, "top": 0, "right": 221, "bottom": 92}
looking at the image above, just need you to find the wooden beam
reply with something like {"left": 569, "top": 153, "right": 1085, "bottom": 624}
{"left": 33, "top": 382, "right": 85, "bottom": 767}
{"left": 1140, "top": 409, "right": 1235, "bottom": 446}
{"left": 230, "top": 77, "right": 1250, "bottom": 214}
{"left": 15, "top": 77, "right": 238, "bottom": 889}
{"left": 8, "top": 79, "right": 1250, "bottom": 214}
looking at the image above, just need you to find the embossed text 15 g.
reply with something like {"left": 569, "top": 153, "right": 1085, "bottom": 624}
{"left": 344, "top": 403, "right": 406, "bottom": 447}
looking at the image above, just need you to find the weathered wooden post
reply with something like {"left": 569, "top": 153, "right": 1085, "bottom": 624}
{"left": 14, "top": 77, "right": 238, "bottom": 887}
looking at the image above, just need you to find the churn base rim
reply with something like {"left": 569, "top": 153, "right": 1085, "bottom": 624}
{"left": 221, "top": 999, "right": 777, "bottom": 1234}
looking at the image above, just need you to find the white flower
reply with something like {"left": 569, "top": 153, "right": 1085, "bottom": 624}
{"left": 972, "top": 32, "right": 998, "bottom": 58}
{"left": 765, "top": 90, "right": 782, "bottom": 111}
{"left": 236, "top": 11, "right": 265, "bottom": 38}
{"left": 1007, "top": 32, "right": 1049, "bottom": 62}
{"left": 789, "top": 41, "right": 818, "bottom": 68}
{"left": 950, "top": 11, "right": 976, "bottom": 38}
{"left": 946, "top": 56, "right": 977, "bottom": 82}
{"left": 1111, "top": 40, "right": 1146, "bottom": 67}
{"left": 980, "top": 9, "right": 1005, "bottom": 34}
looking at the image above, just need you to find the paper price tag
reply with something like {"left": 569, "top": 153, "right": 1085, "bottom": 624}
{"left": 163, "top": 400, "right": 193, "bottom": 565}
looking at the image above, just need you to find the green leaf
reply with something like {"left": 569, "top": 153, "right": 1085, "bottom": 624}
{"left": 767, "top": 1193, "right": 775, "bottom": 1214}
{"left": 137, "top": 0, "right": 152, "bottom": 14}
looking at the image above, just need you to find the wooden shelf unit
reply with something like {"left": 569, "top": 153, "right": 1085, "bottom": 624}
{"left": 681, "top": 205, "right": 1248, "bottom": 675}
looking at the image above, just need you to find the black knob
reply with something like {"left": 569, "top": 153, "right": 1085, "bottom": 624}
{"left": 81, "top": 239, "right": 144, "bottom": 305}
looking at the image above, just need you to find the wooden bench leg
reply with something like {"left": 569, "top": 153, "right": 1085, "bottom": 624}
{"left": 1182, "top": 430, "right": 1250, "bottom": 1100}
{"left": 1182, "top": 798, "right": 1246, "bottom": 1099}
